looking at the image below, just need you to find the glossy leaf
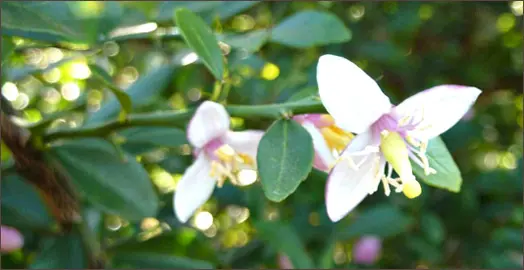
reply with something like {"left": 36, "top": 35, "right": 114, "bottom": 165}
{"left": 47, "top": 139, "right": 159, "bottom": 221}
{"left": 270, "top": 10, "right": 352, "bottom": 48}
{"left": 411, "top": 136, "right": 463, "bottom": 192}
{"left": 175, "top": 8, "right": 224, "bottom": 80}
{"left": 255, "top": 221, "right": 315, "bottom": 269}
{"left": 257, "top": 119, "right": 314, "bottom": 202}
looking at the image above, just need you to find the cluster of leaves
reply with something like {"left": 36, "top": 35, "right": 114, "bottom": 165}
{"left": 1, "top": 1, "right": 522, "bottom": 269}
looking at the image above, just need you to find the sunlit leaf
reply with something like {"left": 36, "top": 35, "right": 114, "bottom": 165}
{"left": 175, "top": 8, "right": 224, "bottom": 80}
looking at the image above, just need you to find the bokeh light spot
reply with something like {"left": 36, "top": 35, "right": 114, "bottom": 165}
{"left": 2, "top": 82, "right": 19, "bottom": 101}
{"left": 237, "top": 169, "right": 258, "bottom": 186}
{"left": 419, "top": 4, "right": 434, "bottom": 20}
{"left": 194, "top": 211, "right": 214, "bottom": 231}
{"left": 260, "top": 62, "right": 280, "bottom": 81}
{"left": 496, "top": 13, "right": 516, "bottom": 33}
{"left": 61, "top": 82, "right": 81, "bottom": 101}
{"left": 232, "top": 15, "right": 256, "bottom": 32}
{"left": 510, "top": 1, "right": 523, "bottom": 16}
{"left": 43, "top": 68, "right": 61, "bottom": 83}
{"left": 70, "top": 62, "right": 91, "bottom": 79}
{"left": 12, "top": 93, "right": 30, "bottom": 110}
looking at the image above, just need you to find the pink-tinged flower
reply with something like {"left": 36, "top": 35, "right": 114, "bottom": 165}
{"left": 293, "top": 114, "right": 354, "bottom": 172}
{"left": 353, "top": 236, "right": 382, "bottom": 265}
{"left": 317, "top": 54, "right": 482, "bottom": 222}
{"left": 174, "top": 101, "right": 264, "bottom": 223}
{"left": 0, "top": 225, "right": 23, "bottom": 252}
{"left": 277, "top": 253, "right": 294, "bottom": 269}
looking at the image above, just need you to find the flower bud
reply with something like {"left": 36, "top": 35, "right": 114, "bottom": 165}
{"left": 0, "top": 226, "right": 24, "bottom": 252}
{"left": 353, "top": 235, "right": 381, "bottom": 265}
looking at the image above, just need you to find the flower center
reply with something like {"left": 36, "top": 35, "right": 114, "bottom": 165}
{"left": 207, "top": 143, "right": 256, "bottom": 187}
{"left": 379, "top": 130, "right": 422, "bottom": 199}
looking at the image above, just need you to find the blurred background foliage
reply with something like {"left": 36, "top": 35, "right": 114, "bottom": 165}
{"left": 1, "top": 1, "right": 522, "bottom": 269}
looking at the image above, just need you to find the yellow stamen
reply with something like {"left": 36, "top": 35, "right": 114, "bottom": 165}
{"left": 320, "top": 125, "right": 354, "bottom": 152}
{"left": 215, "top": 145, "right": 236, "bottom": 162}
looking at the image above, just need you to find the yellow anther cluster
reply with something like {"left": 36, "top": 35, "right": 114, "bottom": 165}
{"left": 210, "top": 144, "right": 255, "bottom": 187}
{"left": 321, "top": 125, "right": 355, "bottom": 153}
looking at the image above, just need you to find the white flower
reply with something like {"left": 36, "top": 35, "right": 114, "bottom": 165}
{"left": 293, "top": 114, "right": 354, "bottom": 172}
{"left": 317, "top": 54, "right": 482, "bottom": 222}
{"left": 174, "top": 101, "right": 264, "bottom": 223}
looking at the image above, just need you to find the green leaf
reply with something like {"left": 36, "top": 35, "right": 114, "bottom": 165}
{"left": 1, "top": 175, "right": 56, "bottom": 231}
{"left": 257, "top": 119, "right": 314, "bottom": 202}
{"left": 87, "top": 64, "right": 176, "bottom": 124}
{"left": 175, "top": 8, "right": 224, "bottom": 80}
{"left": 47, "top": 138, "right": 159, "bottom": 221}
{"left": 2, "top": 2, "right": 124, "bottom": 44}
{"left": 1, "top": 36, "right": 15, "bottom": 66}
{"left": 218, "top": 30, "right": 269, "bottom": 53}
{"left": 411, "top": 136, "right": 463, "bottom": 192}
{"left": 30, "top": 231, "right": 87, "bottom": 269}
{"left": 336, "top": 204, "right": 414, "bottom": 240}
{"left": 110, "top": 252, "right": 214, "bottom": 269}
{"left": 89, "top": 64, "right": 133, "bottom": 120}
{"left": 157, "top": 1, "right": 258, "bottom": 23}
{"left": 255, "top": 221, "right": 315, "bottom": 268}
{"left": 120, "top": 127, "right": 188, "bottom": 155}
{"left": 270, "top": 10, "right": 351, "bottom": 48}
{"left": 1, "top": 1, "right": 82, "bottom": 42}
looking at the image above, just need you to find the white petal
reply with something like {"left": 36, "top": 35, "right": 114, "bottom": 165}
{"left": 393, "top": 85, "right": 482, "bottom": 140}
{"left": 325, "top": 150, "right": 381, "bottom": 222}
{"left": 325, "top": 131, "right": 380, "bottom": 222}
{"left": 187, "top": 101, "right": 230, "bottom": 148}
{"left": 302, "top": 122, "right": 335, "bottom": 168}
{"left": 224, "top": 130, "right": 264, "bottom": 161}
{"left": 317, "top": 54, "right": 391, "bottom": 133}
{"left": 173, "top": 154, "right": 217, "bottom": 223}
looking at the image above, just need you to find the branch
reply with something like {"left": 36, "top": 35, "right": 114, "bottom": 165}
{"left": 42, "top": 99, "right": 326, "bottom": 143}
